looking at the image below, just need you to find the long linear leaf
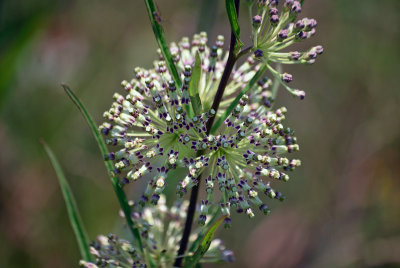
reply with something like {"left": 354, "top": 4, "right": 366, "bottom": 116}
{"left": 144, "top": 0, "right": 182, "bottom": 89}
{"left": 184, "top": 216, "right": 226, "bottom": 268}
{"left": 187, "top": 208, "right": 220, "bottom": 255}
{"left": 41, "top": 140, "right": 92, "bottom": 262}
{"left": 225, "top": 0, "right": 243, "bottom": 52}
{"left": 188, "top": 52, "right": 203, "bottom": 115}
{"left": 210, "top": 65, "right": 267, "bottom": 134}
{"left": 62, "top": 84, "right": 143, "bottom": 251}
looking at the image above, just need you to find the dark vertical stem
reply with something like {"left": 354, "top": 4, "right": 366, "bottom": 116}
{"left": 173, "top": 1, "right": 240, "bottom": 267}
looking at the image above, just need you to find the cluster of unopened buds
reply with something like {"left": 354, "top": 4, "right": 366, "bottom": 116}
{"left": 99, "top": 30, "right": 309, "bottom": 228}
{"left": 249, "top": 0, "right": 323, "bottom": 99}
{"left": 80, "top": 196, "right": 234, "bottom": 267}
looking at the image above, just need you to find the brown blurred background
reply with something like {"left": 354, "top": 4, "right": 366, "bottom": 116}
{"left": 1, "top": 0, "right": 400, "bottom": 267}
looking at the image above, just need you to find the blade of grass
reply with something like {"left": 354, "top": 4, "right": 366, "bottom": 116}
{"left": 188, "top": 52, "right": 203, "bottom": 115}
{"left": 184, "top": 216, "right": 227, "bottom": 268}
{"left": 144, "top": 0, "right": 182, "bottom": 89}
{"left": 225, "top": 0, "right": 243, "bottom": 53}
{"left": 62, "top": 84, "right": 143, "bottom": 252}
{"left": 41, "top": 140, "right": 92, "bottom": 262}
{"left": 210, "top": 65, "right": 267, "bottom": 134}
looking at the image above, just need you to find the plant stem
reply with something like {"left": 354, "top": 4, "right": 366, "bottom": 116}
{"left": 173, "top": 1, "right": 240, "bottom": 267}
{"left": 237, "top": 45, "right": 253, "bottom": 60}
{"left": 144, "top": 0, "right": 182, "bottom": 89}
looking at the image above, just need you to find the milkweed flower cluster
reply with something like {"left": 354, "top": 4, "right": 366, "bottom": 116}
{"left": 80, "top": 234, "right": 146, "bottom": 268}
{"left": 250, "top": 0, "right": 324, "bottom": 99}
{"left": 99, "top": 32, "right": 301, "bottom": 226}
{"left": 79, "top": 196, "right": 233, "bottom": 267}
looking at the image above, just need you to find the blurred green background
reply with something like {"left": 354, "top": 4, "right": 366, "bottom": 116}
{"left": 1, "top": 0, "right": 400, "bottom": 267}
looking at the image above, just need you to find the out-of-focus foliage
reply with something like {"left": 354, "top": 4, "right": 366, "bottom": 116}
{"left": 0, "top": 0, "right": 399, "bottom": 267}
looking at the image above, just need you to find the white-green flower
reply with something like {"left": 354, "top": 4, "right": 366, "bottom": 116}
{"left": 100, "top": 32, "right": 301, "bottom": 226}
{"left": 250, "top": 0, "right": 323, "bottom": 99}
{"left": 80, "top": 195, "right": 233, "bottom": 267}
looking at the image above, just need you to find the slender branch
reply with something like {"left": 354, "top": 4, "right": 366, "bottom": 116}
{"left": 237, "top": 45, "right": 253, "bottom": 59}
{"left": 173, "top": 1, "right": 240, "bottom": 267}
{"left": 144, "top": 0, "right": 182, "bottom": 89}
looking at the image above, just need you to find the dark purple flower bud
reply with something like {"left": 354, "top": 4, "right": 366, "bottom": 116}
{"left": 290, "top": 51, "right": 301, "bottom": 60}
{"left": 305, "top": 18, "right": 317, "bottom": 30}
{"left": 269, "top": 0, "right": 278, "bottom": 6}
{"left": 307, "top": 50, "right": 317, "bottom": 59}
{"left": 252, "top": 15, "right": 262, "bottom": 28}
{"left": 119, "top": 177, "right": 129, "bottom": 187}
{"left": 151, "top": 194, "right": 160, "bottom": 205}
{"left": 285, "top": 0, "right": 294, "bottom": 6}
{"left": 293, "top": 89, "right": 306, "bottom": 99}
{"left": 282, "top": 73, "right": 293, "bottom": 83}
{"left": 104, "top": 152, "right": 115, "bottom": 160}
{"left": 275, "top": 191, "right": 286, "bottom": 201}
{"left": 259, "top": 204, "right": 271, "bottom": 215}
{"left": 295, "top": 20, "right": 305, "bottom": 31}
{"left": 269, "top": 7, "right": 278, "bottom": 15}
{"left": 198, "top": 214, "right": 207, "bottom": 225}
{"left": 254, "top": 49, "right": 264, "bottom": 58}
{"left": 296, "top": 31, "right": 307, "bottom": 40}
{"left": 278, "top": 29, "right": 289, "bottom": 41}
{"left": 224, "top": 217, "right": 232, "bottom": 228}
{"left": 101, "top": 127, "right": 110, "bottom": 135}
{"left": 291, "top": 1, "right": 302, "bottom": 13}
{"left": 222, "top": 250, "right": 235, "bottom": 262}
{"left": 315, "top": 45, "right": 324, "bottom": 55}
{"left": 270, "top": 14, "right": 279, "bottom": 25}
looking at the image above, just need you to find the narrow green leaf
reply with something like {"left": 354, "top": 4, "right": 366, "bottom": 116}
{"left": 41, "top": 140, "right": 92, "bottom": 262}
{"left": 62, "top": 84, "right": 143, "bottom": 251}
{"left": 187, "top": 208, "right": 220, "bottom": 255}
{"left": 210, "top": 65, "right": 267, "bottom": 134}
{"left": 188, "top": 52, "right": 203, "bottom": 115}
{"left": 225, "top": 0, "right": 243, "bottom": 52}
{"left": 184, "top": 216, "right": 226, "bottom": 268}
{"left": 144, "top": 0, "right": 182, "bottom": 89}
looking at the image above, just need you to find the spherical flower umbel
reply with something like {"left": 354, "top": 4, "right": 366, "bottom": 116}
{"left": 99, "top": 32, "right": 301, "bottom": 226}
{"left": 250, "top": 0, "right": 323, "bottom": 99}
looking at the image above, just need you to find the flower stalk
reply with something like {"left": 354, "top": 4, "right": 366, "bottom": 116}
{"left": 174, "top": 0, "right": 240, "bottom": 266}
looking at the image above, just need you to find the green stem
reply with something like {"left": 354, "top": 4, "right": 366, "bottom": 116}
{"left": 144, "top": 0, "right": 182, "bottom": 89}
{"left": 174, "top": 1, "right": 242, "bottom": 267}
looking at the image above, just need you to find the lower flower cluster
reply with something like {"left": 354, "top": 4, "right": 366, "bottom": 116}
{"left": 80, "top": 196, "right": 234, "bottom": 267}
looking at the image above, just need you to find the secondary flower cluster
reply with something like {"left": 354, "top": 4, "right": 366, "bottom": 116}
{"left": 250, "top": 0, "right": 323, "bottom": 99}
{"left": 79, "top": 196, "right": 233, "bottom": 267}
{"left": 99, "top": 32, "right": 301, "bottom": 225}
{"left": 80, "top": 234, "right": 146, "bottom": 268}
